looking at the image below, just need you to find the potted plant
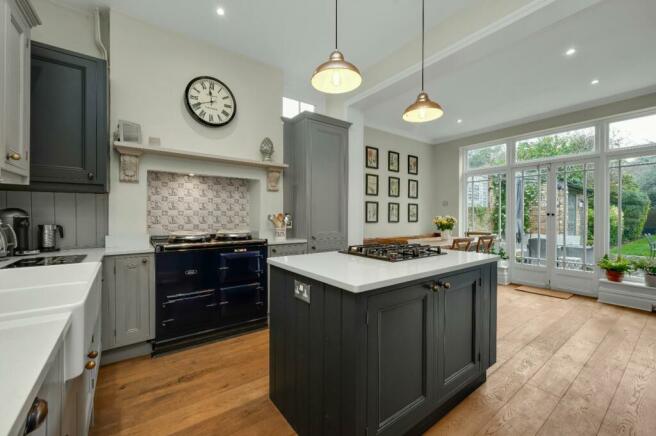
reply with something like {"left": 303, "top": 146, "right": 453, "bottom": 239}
{"left": 433, "top": 216, "right": 456, "bottom": 239}
{"left": 597, "top": 255, "right": 632, "bottom": 282}
{"left": 632, "top": 257, "right": 656, "bottom": 288}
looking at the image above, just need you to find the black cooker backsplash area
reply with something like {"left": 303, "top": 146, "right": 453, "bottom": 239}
{"left": 146, "top": 171, "right": 250, "bottom": 234}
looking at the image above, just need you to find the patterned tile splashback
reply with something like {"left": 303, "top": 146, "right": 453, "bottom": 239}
{"left": 147, "top": 171, "right": 250, "bottom": 234}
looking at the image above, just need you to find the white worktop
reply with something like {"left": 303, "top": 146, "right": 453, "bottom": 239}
{"left": 267, "top": 250, "right": 499, "bottom": 293}
{"left": 0, "top": 313, "right": 71, "bottom": 436}
{"left": 267, "top": 238, "right": 308, "bottom": 246}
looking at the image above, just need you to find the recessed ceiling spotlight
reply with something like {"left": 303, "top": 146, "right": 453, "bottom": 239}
{"left": 457, "top": 119, "right": 463, "bottom": 124}
{"left": 591, "top": 79, "right": 600, "bottom": 85}
{"left": 565, "top": 47, "right": 576, "bottom": 56}
{"left": 216, "top": 7, "right": 225, "bottom": 16}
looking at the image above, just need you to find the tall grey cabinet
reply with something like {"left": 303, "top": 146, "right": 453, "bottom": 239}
{"left": 283, "top": 112, "right": 350, "bottom": 253}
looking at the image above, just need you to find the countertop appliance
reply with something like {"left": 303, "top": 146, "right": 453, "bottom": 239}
{"left": 37, "top": 224, "right": 64, "bottom": 252}
{"left": 151, "top": 230, "right": 268, "bottom": 354}
{"left": 0, "top": 208, "right": 33, "bottom": 255}
{"left": 341, "top": 243, "right": 446, "bottom": 262}
{"left": 2, "top": 255, "right": 87, "bottom": 268}
{"left": 0, "top": 221, "right": 17, "bottom": 258}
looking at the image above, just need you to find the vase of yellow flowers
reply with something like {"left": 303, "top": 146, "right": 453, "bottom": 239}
{"left": 433, "top": 215, "right": 456, "bottom": 240}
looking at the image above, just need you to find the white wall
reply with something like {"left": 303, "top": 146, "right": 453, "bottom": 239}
{"left": 363, "top": 127, "right": 435, "bottom": 238}
{"left": 30, "top": 0, "right": 104, "bottom": 58}
{"left": 107, "top": 11, "right": 284, "bottom": 239}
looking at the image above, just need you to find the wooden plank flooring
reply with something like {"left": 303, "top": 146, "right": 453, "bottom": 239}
{"left": 91, "top": 285, "right": 656, "bottom": 436}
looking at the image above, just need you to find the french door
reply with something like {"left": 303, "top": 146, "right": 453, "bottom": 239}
{"left": 511, "top": 158, "right": 598, "bottom": 294}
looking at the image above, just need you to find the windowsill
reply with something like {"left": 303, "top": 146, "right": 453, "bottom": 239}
{"left": 599, "top": 278, "right": 655, "bottom": 292}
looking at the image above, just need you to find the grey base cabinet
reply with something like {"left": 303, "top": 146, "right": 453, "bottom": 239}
{"left": 269, "top": 262, "right": 497, "bottom": 436}
{"left": 283, "top": 113, "right": 349, "bottom": 253}
{"left": 102, "top": 254, "right": 154, "bottom": 351}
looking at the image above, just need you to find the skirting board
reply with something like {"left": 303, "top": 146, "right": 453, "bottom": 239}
{"left": 598, "top": 281, "right": 656, "bottom": 312}
{"left": 101, "top": 342, "right": 152, "bottom": 366}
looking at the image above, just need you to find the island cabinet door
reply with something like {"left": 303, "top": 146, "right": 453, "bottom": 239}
{"left": 434, "top": 269, "right": 483, "bottom": 401}
{"left": 366, "top": 283, "right": 435, "bottom": 436}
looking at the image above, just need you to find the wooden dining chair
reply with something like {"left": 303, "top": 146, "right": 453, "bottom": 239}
{"left": 476, "top": 236, "right": 495, "bottom": 253}
{"left": 450, "top": 238, "right": 472, "bottom": 251}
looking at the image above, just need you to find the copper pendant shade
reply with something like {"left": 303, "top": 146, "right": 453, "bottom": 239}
{"left": 311, "top": 0, "right": 362, "bottom": 94}
{"left": 403, "top": 0, "right": 444, "bottom": 123}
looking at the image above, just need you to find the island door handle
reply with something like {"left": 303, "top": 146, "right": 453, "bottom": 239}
{"left": 437, "top": 281, "right": 451, "bottom": 289}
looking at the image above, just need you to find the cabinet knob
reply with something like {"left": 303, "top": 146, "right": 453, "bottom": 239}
{"left": 6, "top": 152, "right": 21, "bottom": 161}
{"left": 142, "top": 258, "right": 148, "bottom": 264}
{"left": 272, "top": 248, "right": 277, "bottom": 253}
{"left": 311, "top": 246, "right": 316, "bottom": 250}
{"left": 430, "top": 282, "right": 439, "bottom": 292}
{"left": 24, "top": 398, "right": 48, "bottom": 434}
{"left": 85, "top": 360, "right": 96, "bottom": 370}
{"left": 88, "top": 350, "right": 98, "bottom": 358}
{"left": 87, "top": 172, "right": 95, "bottom": 180}
{"left": 311, "top": 236, "right": 316, "bottom": 240}
{"left": 437, "top": 281, "right": 451, "bottom": 289}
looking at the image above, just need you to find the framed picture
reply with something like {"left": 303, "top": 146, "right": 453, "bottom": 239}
{"left": 388, "top": 151, "right": 400, "bottom": 172}
{"left": 408, "top": 155, "right": 418, "bottom": 175}
{"left": 408, "top": 179, "right": 418, "bottom": 199}
{"left": 366, "top": 146, "right": 379, "bottom": 169}
{"left": 388, "top": 176, "right": 400, "bottom": 197}
{"left": 365, "top": 201, "right": 379, "bottom": 223}
{"left": 366, "top": 174, "right": 379, "bottom": 196}
{"left": 408, "top": 203, "right": 418, "bottom": 222}
{"left": 388, "top": 202, "right": 400, "bottom": 223}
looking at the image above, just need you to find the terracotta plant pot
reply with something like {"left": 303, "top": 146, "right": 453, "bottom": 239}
{"left": 645, "top": 273, "right": 656, "bottom": 288}
{"left": 605, "top": 270, "right": 624, "bottom": 282}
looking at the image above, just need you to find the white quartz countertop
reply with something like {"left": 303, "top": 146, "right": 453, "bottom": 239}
{"left": 267, "top": 250, "right": 499, "bottom": 293}
{"left": 267, "top": 238, "right": 308, "bottom": 246}
{"left": 0, "top": 313, "right": 71, "bottom": 436}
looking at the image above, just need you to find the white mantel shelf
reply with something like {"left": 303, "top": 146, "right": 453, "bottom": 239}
{"left": 113, "top": 142, "right": 287, "bottom": 190}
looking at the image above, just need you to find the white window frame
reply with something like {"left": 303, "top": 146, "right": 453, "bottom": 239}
{"left": 459, "top": 106, "right": 656, "bottom": 291}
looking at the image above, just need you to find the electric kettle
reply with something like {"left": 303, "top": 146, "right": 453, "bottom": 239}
{"left": 38, "top": 224, "right": 64, "bottom": 252}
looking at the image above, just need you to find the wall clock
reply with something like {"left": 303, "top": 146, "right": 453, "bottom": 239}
{"left": 184, "top": 76, "right": 236, "bottom": 127}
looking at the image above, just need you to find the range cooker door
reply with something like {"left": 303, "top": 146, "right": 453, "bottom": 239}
{"left": 216, "top": 248, "right": 265, "bottom": 285}
{"left": 157, "top": 289, "right": 218, "bottom": 341}
{"left": 156, "top": 249, "right": 215, "bottom": 296}
{"left": 218, "top": 283, "right": 266, "bottom": 327}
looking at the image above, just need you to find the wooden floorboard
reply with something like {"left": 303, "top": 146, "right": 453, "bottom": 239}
{"left": 91, "top": 285, "right": 656, "bottom": 436}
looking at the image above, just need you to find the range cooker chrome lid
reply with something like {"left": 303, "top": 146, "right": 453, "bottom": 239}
{"left": 168, "top": 230, "right": 212, "bottom": 243}
{"left": 214, "top": 230, "right": 252, "bottom": 240}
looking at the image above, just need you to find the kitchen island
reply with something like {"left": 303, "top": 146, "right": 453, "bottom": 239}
{"left": 268, "top": 250, "right": 498, "bottom": 436}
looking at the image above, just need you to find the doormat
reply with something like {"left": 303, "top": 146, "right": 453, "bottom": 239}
{"left": 514, "top": 285, "right": 573, "bottom": 299}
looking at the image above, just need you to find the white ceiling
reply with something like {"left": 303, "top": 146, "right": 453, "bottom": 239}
{"left": 358, "top": 0, "right": 656, "bottom": 143}
{"left": 58, "top": 0, "right": 656, "bottom": 144}
{"left": 59, "top": 0, "right": 477, "bottom": 98}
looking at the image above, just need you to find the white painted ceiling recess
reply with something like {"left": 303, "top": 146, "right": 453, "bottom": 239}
{"left": 358, "top": 0, "right": 656, "bottom": 143}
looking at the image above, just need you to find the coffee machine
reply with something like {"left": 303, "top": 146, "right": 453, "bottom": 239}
{"left": 0, "top": 208, "right": 33, "bottom": 255}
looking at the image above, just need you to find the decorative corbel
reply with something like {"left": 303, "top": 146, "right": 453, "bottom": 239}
{"left": 266, "top": 168, "right": 282, "bottom": 192}
{"left": 115, "top": 145, "right": 143, "bottom": 183}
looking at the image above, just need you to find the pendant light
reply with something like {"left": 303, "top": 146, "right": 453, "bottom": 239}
{"left": 403, "top": 0, "right": 444, "bottom": 123}
{"left": 311, "top": 0, "right": 362, "bottom": 94}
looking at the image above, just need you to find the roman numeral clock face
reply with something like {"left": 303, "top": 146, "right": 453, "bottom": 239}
{"left": 184, "top": 76, "right": 236, "bottom": 127}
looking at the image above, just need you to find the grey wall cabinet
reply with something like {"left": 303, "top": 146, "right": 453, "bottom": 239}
{"left": 269, "top": 262, "right": 497, "bottom": 436}
{"left": 26, "top": 42, "right": 108, "bottom": 192}
{"left": 102, "top": 254, "right": 154, "bottom": 350}
{"left": 283, "top": 113, "right": 349, "bottom": 253}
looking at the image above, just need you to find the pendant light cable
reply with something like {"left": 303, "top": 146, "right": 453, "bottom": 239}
{"left": 421, "top": 0, "right": 425, "bottom": 91}
{"left": 335, "top": 0, "right": 338, "bottom": 49}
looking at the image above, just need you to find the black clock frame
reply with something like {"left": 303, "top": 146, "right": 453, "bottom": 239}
{"left": 184, "top": 75, "right": 237, "bottom": 127}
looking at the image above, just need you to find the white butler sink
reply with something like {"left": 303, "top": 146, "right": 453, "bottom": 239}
{"left": 0, "top": 262, "right": 102, "bottom": 380}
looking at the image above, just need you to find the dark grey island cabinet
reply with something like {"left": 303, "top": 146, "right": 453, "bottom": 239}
{"left": 269, "top": 256, "right": 497, "bottom": 436}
